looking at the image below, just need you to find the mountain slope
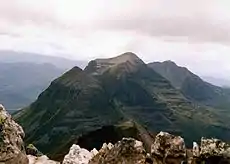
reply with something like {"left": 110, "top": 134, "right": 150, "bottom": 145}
{"left": 148, "top": 61, "right": 230, "bottom": 108}
{"left": 0, "top": 62, "right": 65, "bottom": 109}
{"left": 14, "top": 66, "right": 125, "bottom": 158}
{"left": 14, "top": 53, "right": 230, "bottom": 160}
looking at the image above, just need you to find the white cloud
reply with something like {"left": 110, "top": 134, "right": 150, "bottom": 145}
{"left": 0, "top": 0, "right": 230, "bottom": 79}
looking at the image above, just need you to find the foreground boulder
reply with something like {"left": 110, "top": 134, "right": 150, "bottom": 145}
{"left": 200, "top": 138, "right": 230, "bottom": 158}
{"left": 63, "top": 144, "right": 94, "bottom": 164}
{"left": 28, "top": 155, "right": 59, "bottom": 164}
{"left": 89, "top": 138, "right": 151, "bottom": 164}
{"left": 0, "top": 104, "right": 28, "bottom": 164}
{"left": 151, "top": 131, "right": 186, "bottom": 164}
{"left": 192, "top": 138, "right": 230, "bottom": 164}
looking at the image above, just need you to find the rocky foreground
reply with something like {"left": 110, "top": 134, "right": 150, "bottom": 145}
{"left": 1, "top": 104, "right": 230, "bottom": 164}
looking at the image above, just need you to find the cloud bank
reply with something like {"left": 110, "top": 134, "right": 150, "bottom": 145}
{"left": 0, "top": 0, "right": 230, "bottom": 78}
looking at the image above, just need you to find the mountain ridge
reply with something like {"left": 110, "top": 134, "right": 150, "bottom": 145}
{"left": 14, "top": 52, "right": 230, "bottom": 160}
{"left": 148, "top": 61, "right": 230, "bottom": 108}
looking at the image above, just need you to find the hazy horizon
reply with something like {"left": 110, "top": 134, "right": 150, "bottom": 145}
{"left": 0, "top": 0, "right": 230, "bottom": 80}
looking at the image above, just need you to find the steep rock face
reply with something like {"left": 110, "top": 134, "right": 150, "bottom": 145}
{"left": 89, "top": 138, "right": 150, "bottom": 164}
{"left": 0, "top": 104, "right": 28, "bottom": 164}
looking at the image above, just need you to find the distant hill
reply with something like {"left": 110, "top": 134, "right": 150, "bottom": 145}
{"left": 0, "top": 50, "right": 87, "bottom": 70}
{"left": 201, "top": 76, "right": 230, "bottom": 87}
{"left": 15, "top": 52, "right": 230, "bottom": 160}
{"left": 0, "top": 62, "right": 65, "bottom": 109}
{"left": 148, "top": 61, "right": 230, "bottom": 108}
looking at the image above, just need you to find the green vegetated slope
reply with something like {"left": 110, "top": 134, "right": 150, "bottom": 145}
{"left": 14, "top": 52, "right": 230, "bottom": 160}
{"left": 148, "top": 61, "right": 230, "bottom": 108}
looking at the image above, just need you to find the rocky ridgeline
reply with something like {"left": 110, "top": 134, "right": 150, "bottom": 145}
{"left": 63, "top": 132, "right": 230, "bottom": 164}
{"left": 1, "top": 104, "right": 230, "bottom": 164}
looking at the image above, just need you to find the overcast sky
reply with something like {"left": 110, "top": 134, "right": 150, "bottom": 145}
{"left": 0, "top": 0, "right": 230, "bottom": 79}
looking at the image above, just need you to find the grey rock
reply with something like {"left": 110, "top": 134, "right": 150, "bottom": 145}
{"left": 89, "top": 138, "right": 150, "bottom": 164}
{"left": 63, "top": 144, "right": 94, "bottom": 164}
{"left": 0, "top": 104, "right": 28, "bottom": 164}
{"left": 151, "top": 131, "right": 186, "bottom": 164}
{"left": 151, "top": 131, "right": 186, "bottom": 158}
{"left": 200, "top": 138, "right": 230, "bottom": 158}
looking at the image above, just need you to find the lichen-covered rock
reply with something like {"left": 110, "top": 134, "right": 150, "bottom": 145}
{"left": 151, "top": 132, "right": 186, "bottom": 164}
{"left": 200, "top": 138, "right": 230, "bottom": 158}
{"left": 188, "top": 138, "right": 230, "bottom": 164}
{"left": 28, "top": 155, "right": 59, "bottom": 164}
{"left": 63, "top": 144, "right": 94, "bottom": 164}
{"left": 0, "top": 104, "right": 28, "bottom": 164}
{"left": 89, "top": 138, "right": 151, "bottom": 164}
{"left": 151, "top": 132, "right": 186, "bottom": 158}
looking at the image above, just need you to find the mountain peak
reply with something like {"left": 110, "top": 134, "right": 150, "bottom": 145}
{"left": 115, "top": 52, "right": 140, "bottom": 60}
{"left": 148, "top": 61, "right": 194, "bottom": 89}
{"left": 96, "top": 52, "right": 143, "bottom": 64}
{"left": 163, "top": 60, "right": 177, "bottom": 65}
{"left": 85, "top": 52, "right": 144, "bottom": 75}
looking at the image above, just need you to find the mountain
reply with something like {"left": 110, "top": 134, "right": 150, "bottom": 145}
{"left": 0, "top": 50, "right": 87, "bottom": 70}
{"left": 14, "top": 52, "right": 230, "bottom": 160}
{"left": 148, "top": 61, "right": 230, "bottom": 108}
{"left": 0, "top": 62, "right": 65, "bottom": 110}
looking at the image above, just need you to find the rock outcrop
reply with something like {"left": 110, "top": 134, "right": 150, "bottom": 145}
{"left": 1, "top": 104, "right": 228, "bottom": 164}
{"left": 0, "top": 104, "right": 28, "bottom": 164}
{"left": 151, "top": 131, "right": 186, "bottom": 164}
{"left": 28, "top": 155, "right": 59, "bottom": 164}
{"left": 89, "top": 138, "right": 151, "bottom": 164}
{"left": 62, "top": 131, "right": 230, "bottom": 164}
{"left": 63, "top": 145, "right": 95, "bottom": 164}
{"left": 191, "top": 138, "right": 230, "bottom": 164}
{"left": 200, "top": 138, "right": 230, "bottom": 158}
